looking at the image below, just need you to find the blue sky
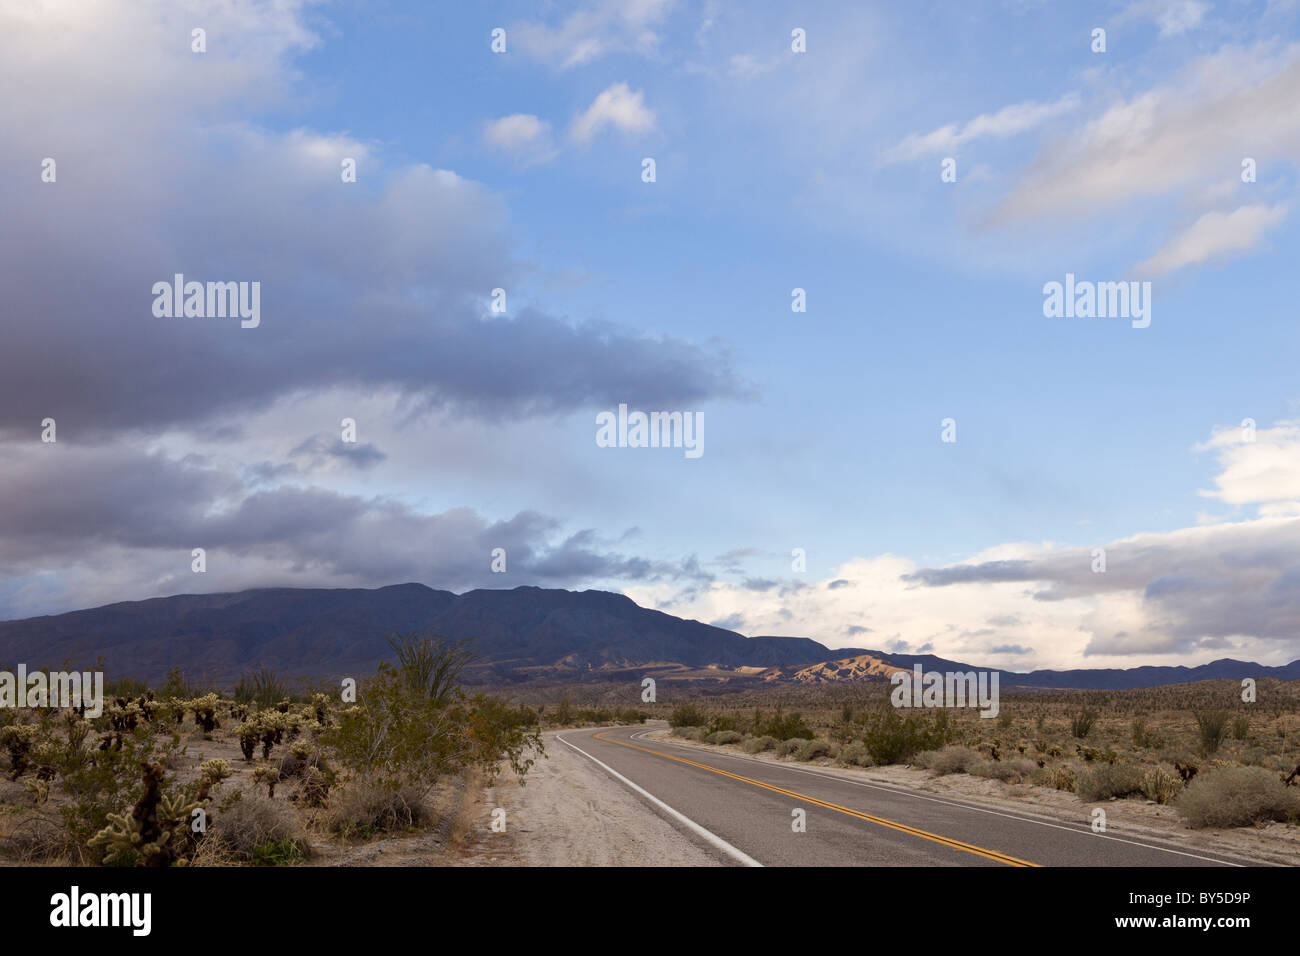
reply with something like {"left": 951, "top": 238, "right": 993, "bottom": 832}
{"left": 2, "top": 0, "right": 1300, "bottom": 670}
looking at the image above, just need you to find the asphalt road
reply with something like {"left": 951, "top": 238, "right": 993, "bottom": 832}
{"left": 557, "top": 725, "right": 1254, "bottom": 867}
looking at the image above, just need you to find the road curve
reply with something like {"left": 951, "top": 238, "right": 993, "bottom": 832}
{"left": 557, "top": 725, "right": 1253, "bottom": 867}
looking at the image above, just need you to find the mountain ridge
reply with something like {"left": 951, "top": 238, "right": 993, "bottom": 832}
{"left": 1, "top": 584, "right": 1295, "bottom": 689}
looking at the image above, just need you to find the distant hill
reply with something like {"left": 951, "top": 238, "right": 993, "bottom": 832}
{"left": 0, "top": 584, "right": 836, "bottom": 684}
{"left": 0, "top": 584, "right": 1295, "bottom": 689}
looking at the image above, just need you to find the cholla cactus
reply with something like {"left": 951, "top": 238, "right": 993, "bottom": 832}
{"left": 310, "top": 693, "right": 329, "bottom": 725}
{"left": 89, "top": 761, "right": 200, "bottom": 867}
{"left": 31, "top": 740, "right": 62, "bottom": 781}
{"left": 190, "top": 693, "right": 221, "bottom": 734}
{"left": 61, "top": 710, "right": 90, "bottom": 750}
{"left": 197, "top": 758, "right": 232, "bottom": 800}
{"left": 22, "top": 776, "right": 50, "bottom": 806}
{"left": 237, "top": 722, "right": 259, "bottom": 761}
{"left": 1, "top": 724, "right": 39, "bottom": 779}
{"left": 252, "top": 765, "right": 280, "bottom": 798}
{"left": 294, "top": 764, "right": 331, "bottom": 807}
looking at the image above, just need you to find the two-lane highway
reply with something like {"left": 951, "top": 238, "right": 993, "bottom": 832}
{"left": 558, "top": 725, "right": 1253, "bottom": 867}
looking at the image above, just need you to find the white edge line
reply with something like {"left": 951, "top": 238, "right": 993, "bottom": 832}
{"left": 557, "top": 730, "right": 763, "bottom": 867}
{"left": 629, "top": 730, "right": 1247, "bottom": 868}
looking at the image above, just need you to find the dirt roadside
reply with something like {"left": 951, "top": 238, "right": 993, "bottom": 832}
{"left": 481, "top": 730, "right": 726, "bottom": 866}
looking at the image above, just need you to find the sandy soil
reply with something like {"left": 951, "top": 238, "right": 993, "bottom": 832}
{"left": 642, "top": 729, "right": 1300, "bottom": 866}
{"left": 484, "top": 731, "right": 725, "bottom": 866}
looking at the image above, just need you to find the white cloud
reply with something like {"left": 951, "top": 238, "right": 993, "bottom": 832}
{"left": 1197, "top": 419, "right": 1300, "bottom": 509}
{"left": 483, "top": 113, "right": 558, "bottom": 166}
{"left": 1119, "top": 0, "right": 1210, "bottom": 36}
{"left": 513, "top": 0, "right": 673, "bottom": 70}
{"left": 569, "top": 83, "right": 656, "bottom": 145}
{"left": 881, "top": 94, "right": 1080, "bottom": 164}
{"left": 1133, "top": 204, "right": 1287, "bottom": 275}
{"left": 990, "top": 43, "right": 1300, "bottom": 223}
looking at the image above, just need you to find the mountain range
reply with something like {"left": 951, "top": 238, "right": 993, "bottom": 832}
{"left": 1, "top": 583, "right": 1296, "bottom": 689}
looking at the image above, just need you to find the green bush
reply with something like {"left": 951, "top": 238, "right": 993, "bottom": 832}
{"left": 760, "top": 709, "right": 814, "bottom": 741}
{"left": 668, "top": 704, "right": 710, "bottom": 728}
{"left": 862, "top": 709, "right": 948, "bottom": 765}
{"left": 1076, "top": 762, "right": 1145, "bottom": 801}
{"left": 672, "top": 726, "right": 708, "bottom": 741}
{"left": 1174, "top": 766, "right": 1300, "bottom": 829}
{"left": 743, "top": 735, "right": 777, "bottom": 754}
{"left": 1193, "top": 710, "right": 1230, "bottom": 755}
{"left": 1070, "top": 709, "right": 1098, "bottom": 739}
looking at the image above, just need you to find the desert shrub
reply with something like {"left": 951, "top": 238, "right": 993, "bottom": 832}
{"left": 252, "top": 838, "right": 305, "bottom": 866}
{"left": 970, "top": 758, "right": 1037, "bottom": 783}
{"left": 1230, "top": 715, "right": 1251, "bottom": 741}
{"left": 668, "top": 704, "right": 710, "bottom": 729}
{"left": 232, "top": 667, "right": 290, "bottom": 708}
{"left": 1193, "top": 710, "right": 1230, "bottom": 755}
{"left": 776, "top": 738, "right": 803, "bottom": 757}
{"left": 1069, "top": 709, "right": 1098, "bottom": 739}
{"left": 209, "top": 792, "right": 308, "bottom": 860}
{"left": 387, "top": 633, "right": 477, "bottom": 706}
{"left": 1, "top": 811, "right": 76, "bottom": 862}
{"left": 673, "top": 726, "right": 708, "bottom": 741}
{"left": 1174, "top": 766, "right": 1300, "bottom": 829}
{"left": 862, "top": 709, "right": 947, "bottom": 765}
{"left": 795, "top": 738, "right": 836, "bottom": 761}
{"left": 917, "top": 745, "right": 979, "bottom": 776}
{"left": 743, "top": 735, "right": 777, "bottom": 754}
{"left": 1033, "top": 765, "right": 1076, "bottom": 792}
{"left": 838, "top": 741, "right": 873, "bottom": 767}
{"left": 704, "top": 730, "right": 743, "bottom": 745}
{"left": 760, "top": 709, "right": 814, "bottom": 741}
{"left": 322, "top": 779, "right": 427, "bottom": 837}
{"left": 1141, "top": 765, "right": 1182, "bottom": 805}
{"left": 57, "top": 725, "right": 183, "bottom": 861}
{"left": 320, "top": 663, "right": 541, "bottom": 794}
{"left": 1076, "top": 762, "right": 1145, "bottom": 801}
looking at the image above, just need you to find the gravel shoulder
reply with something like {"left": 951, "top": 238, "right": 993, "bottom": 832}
{"left": 484, "top": 730, "right": 726, "bottom": 866}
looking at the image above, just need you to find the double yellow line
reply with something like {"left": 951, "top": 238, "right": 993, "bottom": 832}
{"left": 592, "top": 731, "right": 1040, "bottom": 867}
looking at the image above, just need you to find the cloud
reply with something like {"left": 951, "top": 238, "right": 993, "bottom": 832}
{"left": 512, "top": 0, "right": 673, "bottom": 69}
{"left": 989, "top": 43, "right": 1300, "bottom": 224}
{"left": 0, "top": 442, "right": 705, "bottom": 619}
{"left": 570, "top": 83, "right": 656, "bottom": 145}
{"left": 881, "top": 94, "right": 1079, "bottom": 164}
{"left": 483, "top": 114, "right": 558, "bottom": 166}
{"left": 0, "top": 7, "right": 739, "bottom": 440}
{"left": 628, "top": 420, "right": 1300, "bottom": 669}
{"left": 1118, "top": 0, "right": 1210, "bottom": 36}
{"left": 1196, "top": 419, "right": 1300, "bottom": 510}
{"left": 1133, "top": 204, "right": 1288, "bottom": 276}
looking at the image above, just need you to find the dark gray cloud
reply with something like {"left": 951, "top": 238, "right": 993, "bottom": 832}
{"left": 0, "top": 445, "right": 703, "bottom": 619}
{"left": 0, "top": 12, "right": 748, "bottom": 443}
{"left": 989, "top": 644, "right": 1033, "bottom": 655}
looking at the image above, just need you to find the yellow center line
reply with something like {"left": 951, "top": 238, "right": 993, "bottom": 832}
{"left": 592, "top": 730, "right": 1041, "bottom": 868}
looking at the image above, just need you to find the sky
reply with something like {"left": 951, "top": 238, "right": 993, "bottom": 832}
{"left": 3, "top": 0, "right": 1300, "bottom": 671}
